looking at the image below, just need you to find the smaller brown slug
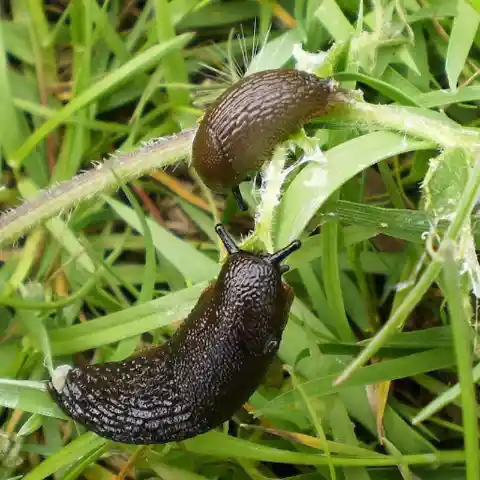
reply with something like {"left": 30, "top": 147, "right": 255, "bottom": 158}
{"left": 192, "top": 68, "right": 343, "bottom": 210}
{"left": 48, "top": 224, "right": 301, "bottom": 444}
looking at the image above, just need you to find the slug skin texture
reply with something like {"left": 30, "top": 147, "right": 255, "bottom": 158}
{"left": 48, "top": 225, "right": 301, "bottom": 444}
{"left": 192, "top": 69, "right": 340, "bottom": 192}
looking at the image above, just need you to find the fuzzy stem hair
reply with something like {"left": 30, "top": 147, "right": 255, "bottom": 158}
{"left": 0, "top": 129, "right": 195, "bottom": 248}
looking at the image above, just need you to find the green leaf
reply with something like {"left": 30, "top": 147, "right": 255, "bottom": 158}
{"left": 260, "top": 348, "right": 455, "bottom": 413}
{"left": 0, "top": 379, "right": 65, "bottom": 418}
{"left": 22, "top": 433, "right": 108, "bottom": 480}
{"left": 277, "top": 132, "right": 432, "bottom": 247}
{"left": 413, "top": 85, "right": 480, "bottom": 107}
{"left": 314, "top": 0, "right": 354, "bottom": 41}
{"left": 334, "top": 72, "right": 421, "bottom": 106}
{"left": 446, "top": 0, "right": 480, "bottom": 91}
{"left": 49, "top": 282, "right": 207, "bottom": 354}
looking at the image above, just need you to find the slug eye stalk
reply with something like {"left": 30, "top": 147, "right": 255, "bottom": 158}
{"left": 215, "top": 223, "right": 240, "bottom": 254}
{"left": 215, "top": 223, "right": 301, "bottom": 273}
{"left": 232, "top": 185, "right": 248, "bottom": 211}
{"left": 268, "top": 240, "right": 301, "bottom": 266}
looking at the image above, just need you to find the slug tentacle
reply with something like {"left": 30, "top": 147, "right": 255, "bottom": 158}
{"left": 48, "top": 224, "right": 301, "bottom": 444}
{"left": 192, "top": 69, "right": 343, "bottom": 209}
{"left": 232, "top": 185, "right": 248, "bottom": 211}
{"left": 215, "top": 223, "right": 240, "bottom": 254}
{"left": 269, "top": 240, "right": 301, "bottom": 265}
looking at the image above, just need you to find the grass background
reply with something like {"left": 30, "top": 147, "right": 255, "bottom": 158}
{"left": 1, "top": 0, "right": 480, "bottom": 479}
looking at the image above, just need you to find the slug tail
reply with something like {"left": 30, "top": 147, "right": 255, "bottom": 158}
{"left": 47, "top": 358, "right": 203, "bottom": 445}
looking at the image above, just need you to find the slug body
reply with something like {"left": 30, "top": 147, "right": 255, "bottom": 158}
{"left": 48, "top": 225, "right": 300, "bottom": 444}
{"left": 192, "top": 69, "right": 340, "bottom": 208}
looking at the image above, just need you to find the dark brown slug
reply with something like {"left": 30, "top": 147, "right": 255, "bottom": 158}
{"left": 48, "top": 224, "right": 301, "bottom": 444}
{"left": 192, "top": 68, "right": 342, "bottom": 210}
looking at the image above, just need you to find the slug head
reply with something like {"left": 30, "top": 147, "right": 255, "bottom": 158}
{"left": 192, "top": 124, "right": 243, "bottom": 190}
{"left": 192, "top": 124, "right": 249, "bottom": 211}
{"left": 215, "top": 224, "right": 300, "bottom": 270}
{"left": 214, "top": 225, "right": 300, "bottom": 333}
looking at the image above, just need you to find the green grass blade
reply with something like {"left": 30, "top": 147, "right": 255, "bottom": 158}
{"left": 413, "top": 361, "right": 480, "bottom": 424}
{"left": 260, "top": 348, "right": 455, "bottom": 413}
{"left": 22, "top": 433, "right": 108, "bottom": 480}
{"left": 0, "top": 379, "right": 65, "bottom": 418}
{"left": 105, "top": 196, "right": 218, "bottom": 283}
{"left": 48, "top": 282, "right": 206, "bottom": 354}
{"left": 12, "top": 33, "right": 194, "bottom": 166}
{"left": 445, "top": 0, "right": 480, "bottom": 91}
{"left": 440, "top": 242, "right": 480, "bottom": 480}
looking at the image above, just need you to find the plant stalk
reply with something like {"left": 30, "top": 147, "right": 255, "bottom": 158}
{"left": 0, "top": 129, "right": 195, "bottom": 248}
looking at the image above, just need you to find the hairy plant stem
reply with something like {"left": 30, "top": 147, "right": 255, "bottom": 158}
{"left": 329, "top": 100, "right": 480, "bottom": 151}
{"left": 254, "top": 145, "right": 288, "bottom": 252}
{"left": 0, "top": 129, "right": 195, "bottom": 248}
{"left": 2, "top": 96, "right": 480, "bottom": 250}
